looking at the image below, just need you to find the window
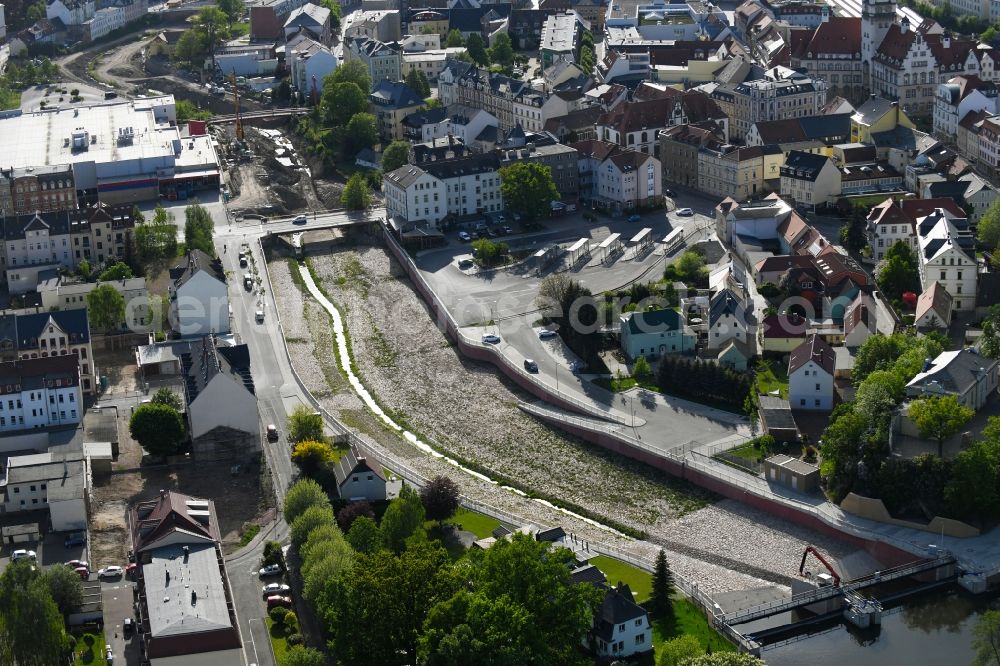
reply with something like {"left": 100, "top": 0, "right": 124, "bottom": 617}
{"left": 13, "top": 487, "right": 18, "bottom": 493}
{"left": 941, "top": 270, "right": 947, "bottom": 280}
{"left": 815, "top": 384, "right": 820, "bottom": 391}
{"left": 815, "top": 399, "right": 820, "bottom": 406}
{"left": 618, "top": 624, "right": 625, "bottom": 632}
{"left": 635, "top": 619, "right": 643, "bottom": 626}
{"left": 636, "top": 634, "right": 646, "bottom": 644}
{"left": 40, "top": 484, "right": 45, "bottom": 490}
{"left": 800, "top": 398, "right": 806, "bottom": 406}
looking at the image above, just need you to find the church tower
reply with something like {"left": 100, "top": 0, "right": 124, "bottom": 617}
{"left": 861, "top": 0, "right": 897, "bottom": 86}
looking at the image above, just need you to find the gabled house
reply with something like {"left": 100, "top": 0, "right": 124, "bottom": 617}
{"left": 0, "top": 308, "right": 97, "bottom": 395}
{"left": 906, "top": 348, "right": 999, "bottom": 410}
{"left": 286, "top": 33, "right": 337, "bottom": 102}
{"left": 335, "top": 446, "right": 398, "bottom": 501}
{"left": 850, "top": 96, "right": 915, "bottom": 144}
{"left": 843, "top": 295, "right": 875, "bottom": 348}
{"left": 759, "top": 312, "right": 808, "bottom": 353}
{"left": 933, "top": 75, "right": 998, "bottom": 140}
{"left": 915, "top": 281, "right": 953, "bottom": 331}
{"left": 619, "top": 308, "right": 695, "bottom": 361}
{"left": 779, "top": 151, "right": 841, "bottom": 208}
{"left": 915, "top": 208, "right": 977, "bottom": 312}
{"left": 283, "top": 3, "right": 331, "bottom": 44}
{"left": 707, "top": 288, "right": 750, "bottom": 350}
{"left": 181, "top": 337, "right": 258, "bottom": 462}
{"left": 369, "top": 80, "right": 425, "bottom": 141}
{"left": 591, "top": 583, "right": 651, "bottom": 659}
{"left": 169, "top": 250, "right": 229, "bottom": 337}
{"left": 788, "top": 334, "right": 835, "bottom": 411}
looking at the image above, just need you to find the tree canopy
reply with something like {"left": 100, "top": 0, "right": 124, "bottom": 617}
{"left": 184, "top": 203, "right": 215, "bottom": 255}
{"left": 327, "top": 60, "right": 372, "bottom": 93}
{"left": 500, "top": 162, "right": 559, "bottom": 222}
{"left": 342, "top": 173, "right": 372, "bottom": 210}
{"left": 382, "top": 140, "right": 411, "bottom": 173}
{"left": 325, "top": 82, "right": 368, "bottom": 127}
{"left": 128, "top": 403, "right": 185, "bottom": 457}
{"left": 0, "top": 560, "right": 70, "bottom": 666}
{"left": 292, "top": 440, "right": 337, "bottom": 476}
{"left": 465, "top": 33, "right": 489, "bottom": 66}
{"left": 99, "top": 261, "right": 134, "bottom": 282}
{"left": 876, "top": 240, "right": 920, "bottom": 300}
{"left": 420, "top": 476, "right": 460, "bottom": 524}
{"left": 87, "top": 284, "right": 126, "bottom": 333}
{"left": 346, "top": 113, "right": 379, "bottom": 154}
{"left": 405, "top": 69, "right": 431, "bottom": 98}
{"left": 381, "top": 485, "right": 426, "bottom": 552}
{"left": 489, "top": 33, "right": 514, "bottom": 68}
{"left": 283, "top": 478, "right": 332, "bottom": 524}
{"left": 978, "top": 197, "right": 1000, "bottom": 253}
{"left": 909, "top": 395, "right": 974, "bottom": 458}
{"left": 151, "top": 386, "right": 183, "bottom": 411}
{"left": 288, "top": 405, "right": 325, "bottom": 444}
{"left": 973, "top": 609, "right": 1000, "bottom": 666}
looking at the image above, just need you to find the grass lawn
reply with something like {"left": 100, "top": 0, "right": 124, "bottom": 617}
{"left": 448, "top": 507, "right": 501, "bottom": 539}
{"left": 592, "top": 376, "right": 659, "bottom": 393}
{"left": 266, "top": 618, "right": 289, "bottom": 664}
{"left": 651, "top": 597, "right": 736, "bottom": 655}
{"left": 590, "top": 555, "right": 652, "bottom": 603}
{"left": 755, "top": 360, "right": 788, "bottom": 399}
{"left": 727, "top": 441, "right": 762, "bottom": 462}
{"left": 71, "top": 629, "right": 106, "bottom": 666}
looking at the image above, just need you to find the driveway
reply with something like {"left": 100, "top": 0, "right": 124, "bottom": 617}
{"left": 102, "top": 576, "right": 140, "bottom": 665}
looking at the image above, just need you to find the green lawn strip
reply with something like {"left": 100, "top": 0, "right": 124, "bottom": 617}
{"left": 590, "top": 555, "right": 652, "bottom": 603}
{"left": 754, "top": 360, "right": 788, "bottom": 399}
{"left": 651, "top": 597, "right": 736, "bottom": 655}
{"left": 448, "top": 507, "right": 501, "bottom": 539}
{"left": 727, "top": 442, "right": 761, "bottom": 462}
{"left": 71, "top": 629, "right": 106, "bottom": 666}
{"left": 266, "top": 618, "right": 289, "bottom": 664}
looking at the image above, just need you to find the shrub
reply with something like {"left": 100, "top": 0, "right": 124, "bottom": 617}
{"left": 287, "top": 633, "right": 304, "bottom": 646}
{"left": 269, "top": 606, "right": 289, "bottom": 624}
{"left": 70, "top": 88, "right": 79, "bottom": 96}
{"left": 284, "top": 611, "right": 299, "bottom": 634}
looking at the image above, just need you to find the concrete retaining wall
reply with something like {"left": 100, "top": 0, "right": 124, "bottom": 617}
{"left": 841, "top": 493, "right": 980, "bottom": 538}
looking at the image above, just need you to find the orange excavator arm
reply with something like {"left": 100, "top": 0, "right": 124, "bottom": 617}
{"left": 799, "top": 545, "right": 840, "bottom": 586}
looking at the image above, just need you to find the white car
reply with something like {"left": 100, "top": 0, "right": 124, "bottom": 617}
{"left": 676, "top": 207, "right": 694, "bottom": 216}
{"left": 98, "top": 565, "right": 124, "bottom": 578}
{"left": 262, "top": 583, "right": 292, "bottom": 598}
{"left": 292, "top": 214, "right": 307, "bottom": 224}
{"left": 255, "top": 309, "right": 265, "bottom": 323}
{"left": 538, "top": 329, "right": 558, "bottom": 340}
{"left": 106, "top": 644, "right": 113, "bottom": 663}
{"left": 458, "top": 231, "right": 472, "bottom": 242}
{"left": 482, "top": 334, "right": 500, "bottom": 344}
{"left": 11, "top": 549, "right": 36, "bottom": 561}
{"left": 259, "top": 563, "right": 283, "bottom": 577}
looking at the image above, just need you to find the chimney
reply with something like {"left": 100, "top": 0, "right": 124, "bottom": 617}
{"left": 901, "top": 16, "right": 909, "bottom": 33}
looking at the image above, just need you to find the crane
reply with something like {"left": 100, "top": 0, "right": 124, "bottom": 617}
{"left": 799, "top": 545, "right": 841, "bottom": 586}
{"left": 227, "top": 71, "right": 244, "bottom": 143}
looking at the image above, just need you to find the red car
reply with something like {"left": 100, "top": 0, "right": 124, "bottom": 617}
{"left": 74, "top": 566, "right": 90, "bottom": 580}
{"left": 125, "top": 563, "right": 137, "bottom": 578}
{"left": 266, "top": 595, "right": 292, "bottom": 609}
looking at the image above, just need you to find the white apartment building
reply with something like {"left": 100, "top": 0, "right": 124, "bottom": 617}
{"left": 0, "top": 354, "right": 82, "bottom": 433}
{"left": 916, "top": 209, "right": 977, "bottom": 312}
{"left": 46, "top": 0, "right": 95, "bottom": 26}
{"left": 439, "top": 61, "right": 548, "bottom": 132}
{"left": 788, "top": 334, "right": 836, "bottom": 411}
{"left": 384, "top": 154, "right": 503, "bottom": 228}
{"left": 38, "top": 277, "right": 149, "bottom": 331}
{"left": 345, "top": 37, "right": 401, "bottom": 86}
{"left": 933, "top": 75, "right": 998, "bottom": 140}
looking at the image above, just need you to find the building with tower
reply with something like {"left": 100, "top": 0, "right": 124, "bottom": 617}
{"left": 861, "top": 0, "right": 897, "bottom": 88}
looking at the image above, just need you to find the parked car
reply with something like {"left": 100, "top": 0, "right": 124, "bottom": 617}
{"left": 64, "top": 532, "right": 86, "bottom": 548}
{"left": 266, "top": 424, "right": 279, "bottom": 441}
{"left": 457, "top": 258, "right": 474, "bottom": 269}
{"left": 243, "top": 273, "right": 253, "bottom": 291}
{"left": 627, "top": 214, "right": 641, "bottom": 223}
{"left": 503, "top": 226, "right": 513, "bottom": 235}
{"left": 66, "top": 560, "right": 89, "bottom": 570}
{"left": 99, "top": 565, "right": 124, "bottom": 579}
{"left": 255, "top": 309, "right": 265, "bottom": 323}
{"left": 458, "top": 231, "right": 472, "bottom": 242}
{"left": 292, "top": 214, "right": 307, "bottom": 224}
{"left": 125, "top": 563, "right": 137, "bottom": 578}
{"left": 106, "top": 644, "right": 113, "bottom": 664}
{"left": 570, "top": 360, "right": 588, "bottom": 374}
{"left": 266, "top": 595, "right": 293, "bottom": 609}
{"left": 523, "top": 359, "right": 539, "bottom": 373}
{"left": 259, "top": 564, "right": 283, "bottom": 577}
{"left": 664, "top": 188, "right": 676, "bottom": 197}
{"left": 487, "top": 228, "right": 499, "bottom": 238}
{"left": 676, "top": 207, "right": 694, "bottom": 216}
{"left": 262, "top": 583, "right": 291, "bottom": 598}
{"left": 538, "top": 329, "right": 558, "bottom": 340}
{"left": 11, "top": 549, "right": 36, "bottom": 561}
{"left": 74, "top": 566, "right": 90, "bottom": 580}
{"left": 482, "top": 334, "right": 500, "bottom": 344}
{"left": 123, "top": 618, "right": 133, "bottom": 636}
{"left": 239, "top": 254, "right": 248, "bottom": 267}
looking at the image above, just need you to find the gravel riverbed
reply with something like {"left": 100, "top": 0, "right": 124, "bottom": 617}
{"left": 267, "top": 245, "right": 863, "bottom": 594}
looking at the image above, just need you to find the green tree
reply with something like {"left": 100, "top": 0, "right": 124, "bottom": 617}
{"left": 405, "top": 69, "right": 431, "bottom": 98}
{"left": 193, "top": 6, "right": 232, "bottom": 70}
{"left": 445, "top": 29, "right": 464, "bottom": 47}
{"left": 945, "top": 442, "right": 1000, "bottom": 521}
{"left": 332, "top": 540, "right": 457, "bottom": 666}
{"left": 656, "top": 635, "right": 702, "bottom": 666}
{"left": 346, "top": 112, "right": 379, "bottom": 153}
{"left": 328, "top": 59, "right": 371, "bottom": 91}
{"left": 499, "top": 162, "right": 559, "bottom": 221}
{"left": 262, "top": 540, "right": 285, "bottom": 568}
{"left": 876, "top": 240, "right": 920, "bottom": 299}
{"left": 283, "top": 478, "right": 332, "bottom": 524}
{"left": 839, "top": 206, "right": 867, "bottom": 253}
{"left": 291, "top": 503, "right": 337, "bottom": 547}
{"left": 979, "top": 193, "right": 1000, "bottom": 252}
{"left": 129, "top": 403, "right": 185, "bottom": 457}
{"left": 633, "top": 355, "right": 652, "bottom": 380}
{"left": 151, "top": 387, "right": 183, "bottom": 411}
{"left": 346, "top": 516, "right": 383, "bottom": 553}
{"left": 418, "top": 533, "right": 602, "bottom": 665}
{"left": 288, "top": 404, "right": 324, "bottom": 444}
{"left": 78, "top": 259, "right": 91, "bottom": 278}
{"left": 381, "top": 485, "right": 426, "bottom": 552}
{"left": 983, "top": 25, "right": 999, "bottom": 44}
{"left": 291, "top": 440, "right": 337, "bottom": 476}
{"left": 465, "top": 33, "right": 489, "bottom": 66}
{"left": 420, "top": 476, "right": 460, "bottom": 524}
{"left": 175, "top": 99, "right": 213, "bottom": 123}
{"left": 174, "top": 29, "right": 209, "bottom": 68}
{"left": 283, "top": 646, "right": 327, "bottom": 666}
{"left": 341, "top": 172, "right": 371, "bottom": 210}
{"left": 26, "top": 0, "right": 46, "bottom": 21}
{"left": 0, "top": 560, "right": 69, "bottom": 666}
{"left": 489, "top": 32, "right": 514, "bottom": 68}
{"left": 471, "top": 238, "right": 508, "bottom": 267}
{"left": 324, "top": 82, "right": 368, "bottom": 127}
{"left": 301, "top": 525, "right": 354, "bottom": 603}
{"left": 650, "top": 548, "right": 674, "bottom": 618}
{"left": 99, "top": 261, "right": 134, "bottom": 281}
{"left": 673, "top": 250, "right": 706, "bottom": 283}
{"left": 973, "top": 609, "right": 1000, "bottom": 666}
{"left": 381, "top": 140, "right": 411, "bottom": 173}
{"left": 87, "top": 284, "right": 126, "bottom": 333}
{"left": 316, "top": 0, "right": 342, "bottom": 28}
{"left": 981, "top": 305, "right": 1000, "bottom": 359}
{"left": 40, "top": 564, "right": 83, "bottom": 616}
{"left": 909, "top": 395, "right": 974, "bottom": 458}
{"left": 184, "top": 203, "right": 215, "bottom": 255}
{"left": 217, "top": 0, "right": 244, "bottom": 23}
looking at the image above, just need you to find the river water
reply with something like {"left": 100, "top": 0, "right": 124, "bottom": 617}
{"left": 763, "top": 586, "right": 999, "bottom": 665}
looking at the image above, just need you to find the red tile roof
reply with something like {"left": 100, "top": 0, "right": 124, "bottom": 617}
{"left": 789, "top": 334, "right": 836, "bottom": 375}
{"left": 801, "top": 17, "right": 861, "bottom": 57}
